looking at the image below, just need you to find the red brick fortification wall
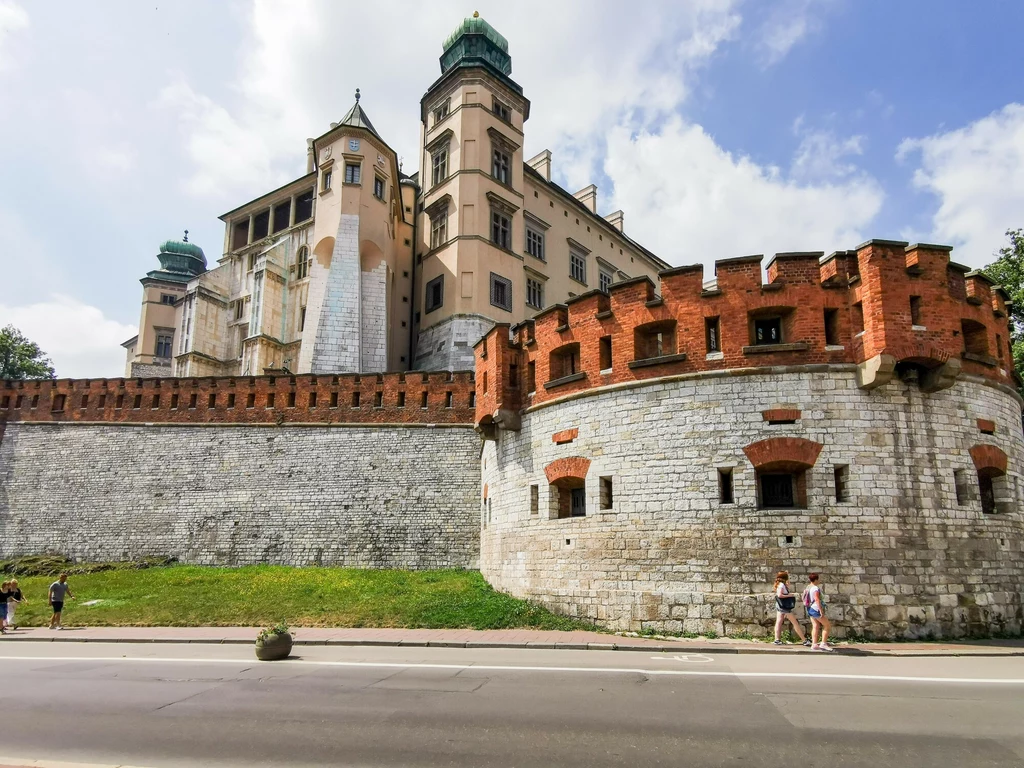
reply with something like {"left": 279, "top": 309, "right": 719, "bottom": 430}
{"left": 474, "top": 240, "right": 1015, "bottom": 423}
{"left": 0, "top": 371, "right": 475, "bottom": 427}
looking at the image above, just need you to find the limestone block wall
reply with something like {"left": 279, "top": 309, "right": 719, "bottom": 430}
{"left": 360, "top": 260, "right": 388, "bottom": 372}
{"left": 415, "top": 314, "right": 495, "bottom": 371}
{"left": 479, "top": 367, "right": 1024, "bottom": 639}
{"left": 0, "top": 422, "right": 481, "bottom": 569}
{"left": 311, "top": 214, "right": 362, "bottom": 373}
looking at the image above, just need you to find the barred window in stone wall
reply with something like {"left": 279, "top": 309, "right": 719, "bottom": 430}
{"left": 426, "top": 275, "right": 444, "bottom": 313}
{"left": 490, "top": 273, "right": 512, "bottom": 312}
{"left": 526, "top": 277, "right": 544, "bottom": 309}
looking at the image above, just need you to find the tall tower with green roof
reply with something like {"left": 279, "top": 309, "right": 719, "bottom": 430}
{"left": 413, "top": 13, "right": 531, "bottom": 371}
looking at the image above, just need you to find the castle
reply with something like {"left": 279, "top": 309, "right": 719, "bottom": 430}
{"left": 2, "top": 16, "right": 1022, "bottom": 640}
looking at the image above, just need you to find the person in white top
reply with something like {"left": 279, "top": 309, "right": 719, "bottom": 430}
{"left": 772, "top": 571, "right": 811, "bottom": 646}
{"left": 803, "top": 572, "right": 834, "bottom": 651}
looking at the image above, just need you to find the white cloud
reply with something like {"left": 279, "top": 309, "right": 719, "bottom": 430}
{"left": 0, "top": 295, "right": 136, "bottom": 379}
{"left": 606, "top": 117, "right": 884, "bottom": 269}
{"left": 791, "top": 128, "right": 865, "bottom": 180}
{"left": 897, "top": 103, "right": 1024, "bottom": 266}
{"left": 0, "top": 0, "right": 29, "bottom": 73}
{"left": 754, "top": 0, "right": 827, "bottom": 67}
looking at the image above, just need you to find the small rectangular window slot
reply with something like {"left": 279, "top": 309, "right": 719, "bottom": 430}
{"left": 718, "top": 468, "right": 734, "bottom": 504}
{"left": 767, "top": 419, "right": 797, "bottom": 426}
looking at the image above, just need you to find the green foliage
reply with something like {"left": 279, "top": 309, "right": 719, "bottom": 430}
{"left": 983, "top": 228, "right": 1024, "bottom": 384}
{"left": 0, "top": 325, "right": 55, "bottom": 380}
{"left": 257, "top": 621, "right": 291, "bottom": 641}
{"left": 0, "top": 554, "right": 175, "bottom": 576}
{"left": 5, "top": 563, "right": 595, "bottom": 631}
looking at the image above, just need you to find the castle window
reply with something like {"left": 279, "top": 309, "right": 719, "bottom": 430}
{"left": 491, "top": 210, "right": 511, "bottom": 249}
{"left": 155, "top": 334, "right": 174, "bottom": 359}
{"left": 227, "top": 393, "right": 235, "bottom": 409}
{"left": 813, "top": 310, "right": 835, "bottom": 349}
{"left": 425, "top": 275, "right": 444, "bottom": 313}
{"left": 493, "top": 98, "right": 511, "bottom": 123}
{"left": 753, "top": 317, "right": 782, "bottom": 345}
{"left": 78, "top": 394, "right": 87, "bottom": 409}
{"left": 719, "top": 469, "right": 734, "bottom": 504}
{"left": 246, "top": 393, "right": 255, "bottom": 409}
{"left": 373, "top": 177, "right": 385, "bottom": 201}
{"left": 299, "top": 306, "right": 306, "bottom": 332}
{"left": 396, "top": 391, "right": 405, "bottom": 408}
{"left": 445, "top": 391, "right": 453, "bottom": 408}
{"left": 600, "top": 477, "right": 614, "bottom": 510}
{"left": 961, "top": 319, "right": 989, "bottom": 356}
{"left": 852, "top": 302, "right": 864, "bottom": 335}
{"left": 599, "top": 269, "right": 613, "bottom": 293}
{"left": 492, "top": 147, "right": 510, "bottom": 185}
{"left": 526, "top": 227, "right": 545, "bottom": 261}
{"left": 321, "top": 168, "right": 332, "bottom": 192}
{"left": 189, "top": 393, "right": 198, "bottom": 410}
{"left": 375, "top": 392, "right": 384, "bottom": 409}
{"left": 266, "top": 392, "right": 275, "bottom": 409}
{"left": 160, "top": 294, "right": 176, "bottom": 305}
{"left": 30, "top": 394, "right": 38, "bottom": 408}
{"left": 979, "top": 472, "right": 996, "bottom": 515}
{"left": 634, "top": 320, "right": 676, "bottom": 360}
{"left": 433, "top": 98, "right": 450, "bottom": 125}
{"left": 526, "top": 277, "right": 544, "bottom": 309}
{"left": 834, "top": 465, "right": 850, "bottom": 502}
{"left": 758, "top": 472, "right": 804, "bottom": 509}
{"left": 131, "top": 394, "right": 142, "bottom": 410}
{"left": 421, "top": 391, "right": 429, "bottom": 408}
{"left": 232, "top": 220, "right": 248, "bottom": 250}
{"left": 296, "top": 245, "right": 312, "bottom": 280}
{"left": 909, "top": 296, "right": 923, "bottom": 327}
{"left": 344, "top": 163, "right": 361, "bottom": 185}
{"left": 252, "top": 209, "right": 270, "bottom": 239}
{"left": 233, "top": 300, "right": 245, "bottom": 320}
{"left": 170, "top": 393, "right": 178, "bottom": 409}
{"left": 51, "top": 394, "right": 66, "bottom": 413}
{"left": 599, "top": 336, "right": 612, "bottom": 371}
{"left": 430, "top": 211, "right": 448, "bottom": 249}
{"left": 527, "top": 361, "right": 536, "bottom": 393}
{"left": 549, "top": 343, "right": 581, "bottom": 381}
{"left": 530, "top": 485, "right": 539, "bottom": 515}
{"left": 294, "top": 189, "right": 314, "bottom": 222}
{"left": 705, "top": 317, "right": 721, "bottom": 353}
{"left": 351, "top": 391, "right": 360, "bottom": 408}
{"left": 431, "top": 146, "right": 448, "bottom": 187}
{"left": 209, "top": 393, "right": 217, "bottom": 408}
{"left": 570, "top": 251, "right": 587, "bottom": 285}
{"left": 508, "top": 363, "right": 518, "bottom": 389}
{"left": 287, "top": 391, "right": 296, "bottom": 408}
{"left": 272, "top": 202, "right": 290, "bottom": 234}
{"left": 469, "top": 391, "right": 476, "bottom": 407}
{"left": 329, "top": 391, "right": 338, "bottom": 408}
{"left": 490, "top": 273, "right": 512, "bottom": 312}
{"left": 308, "top": 391, "right": 317, "bottom": 408}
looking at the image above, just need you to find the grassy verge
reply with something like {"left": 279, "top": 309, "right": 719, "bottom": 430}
{"left": 3, "top": 562, "right": 592, "bottom": 631}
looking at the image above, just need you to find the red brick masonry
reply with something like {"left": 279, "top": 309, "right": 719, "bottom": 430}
{"left": 474, "top": 240, "right": 1015, "bottom": 426}
{"left": 544, "top": 457, "right": 592, "bottom": 484}
{"left": 552, "top": 428, "right": 579, "bottom": 444}
{"left": 0, "top": 371, "right": 476, "bottom": 426}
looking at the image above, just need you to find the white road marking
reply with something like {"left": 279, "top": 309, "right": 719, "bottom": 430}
{"left": 0, "top": 655, "right": 1022, "bottom": 685}
{"left": 652, "top": 654, "right": 714, "bottom": 663}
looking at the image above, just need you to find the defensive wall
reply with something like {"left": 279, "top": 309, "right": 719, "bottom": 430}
{"left": 474, "top": 240, "right": 1024, "bottom": 639}
{"left": 0, "top": 372, "right": 481, "bottom": 568}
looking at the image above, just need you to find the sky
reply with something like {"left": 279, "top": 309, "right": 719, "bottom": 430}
{"left": 1, "top": 0, "right": 1023, "bottom": 378}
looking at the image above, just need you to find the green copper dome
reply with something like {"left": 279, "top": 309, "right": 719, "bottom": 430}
{"left": 440, "top": 12, "right": 513, "bottom": 78}
{"left": 149, "top": 236, "right": 207, "bottom": 283}
{"left": 159, "top": 239, "right": 207, "bottom": 263}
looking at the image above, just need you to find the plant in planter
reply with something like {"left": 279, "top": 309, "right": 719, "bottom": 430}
{"left": 255, "top": 622, "right": 293, "bottom": 661}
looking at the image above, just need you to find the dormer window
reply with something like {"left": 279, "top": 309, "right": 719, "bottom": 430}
{"left": 493, "top": 98, "right": 511, "bottom": 123}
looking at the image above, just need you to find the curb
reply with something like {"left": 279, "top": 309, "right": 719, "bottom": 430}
{"left": 2, "top": 635, "right": 1022, "bottom": 657}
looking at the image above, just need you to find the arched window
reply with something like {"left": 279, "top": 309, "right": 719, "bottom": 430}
{"left": 295, "top": 246, "right": 312, "bottom": 280}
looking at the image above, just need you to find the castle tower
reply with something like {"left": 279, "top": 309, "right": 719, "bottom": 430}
{"left": 122, "top": 235, "right": 206, "bottom": 378}
{"left": 412, "top": 13, "right": 532, "bottom": 371}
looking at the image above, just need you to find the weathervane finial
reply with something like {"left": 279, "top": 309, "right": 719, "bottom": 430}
{"left": 183, "top": 229, "right": 189, "bottom": 243}
{"left": 355, "top": 87, "right": 361, "bottom": 103}
{"left": 473, "top": 10, "right": 479, "bottom": 17}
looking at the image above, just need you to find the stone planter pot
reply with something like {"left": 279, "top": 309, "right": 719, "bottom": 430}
{"left": 255, "top": 631, "right": 293, "bottom": 661}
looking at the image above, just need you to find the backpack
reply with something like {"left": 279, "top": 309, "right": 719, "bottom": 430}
{"left": 802, "top": 588, "right": 812, "bottom": 607}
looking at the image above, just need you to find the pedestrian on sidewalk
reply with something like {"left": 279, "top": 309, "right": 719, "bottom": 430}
{"left": 802, "top": 573, "right": 834, "bottom": 652}
{"left": 0, "top": 581, "right": 9, "bottom": 633}
{"left": 772, "top": 571, "right": 811, "bottom": 646}
{"left": 48, "top": 573, "right": 75, "bottom": 630}
{"left": 6, "top": 579, "right": 24, "bottom": 629}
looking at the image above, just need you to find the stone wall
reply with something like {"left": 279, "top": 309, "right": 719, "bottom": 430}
{"left": 0, "top": 422, "right": 481, "bottom": 569}
{"left": 415, "top": 314, "right": 494, "bottom": 372}
{"left": 479, "top": 367, "right": 1024, "bottom": 639}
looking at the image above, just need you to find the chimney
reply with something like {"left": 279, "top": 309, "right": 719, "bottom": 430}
{"left": 605, "top": 210, "right": 624, "bottom": 233}
{"left": 306, "top": 139, "right": 315, "bottom": 174}
{"left": 526, "top": 149, "right": 552, "bottom": 182}
{"left": 573, "top": 184, "right": 597, "bottom": 213}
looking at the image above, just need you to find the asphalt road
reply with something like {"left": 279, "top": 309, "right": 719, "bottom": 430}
{"left": 1, "top": 643, "right": 1022, "bottom": 768}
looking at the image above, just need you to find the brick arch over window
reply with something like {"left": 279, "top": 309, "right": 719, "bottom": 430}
{"left": 886, "top": 342, "right": 954, "bottom": 367}
{"left": 544, "top": 457, "right": 592, "bottom": 485}
{"left": 743, "top": 437, "right": 823, "bottom": 472}
{"left": 969, "top": 444, "right": 1008, "bottom": 476}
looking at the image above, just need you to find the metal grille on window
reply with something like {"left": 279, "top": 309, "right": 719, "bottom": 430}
{"left": 490, "top": 273, "right": 512, "bottom": 312}
{"left": 760, "top": 474, "right": 794, "bottom": 507}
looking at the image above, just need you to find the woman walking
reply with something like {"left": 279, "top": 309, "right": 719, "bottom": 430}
{"left": 804, "top": 573, "right": 834, "bottom": 651}
{"left": 0, "top": 581, "right": 9, "bottom": 633}
{"left": 773, "top": 571, "right": 811, "bottom": 646}
{"left": 6, "top": 580, "right": 24, "bottom": 629}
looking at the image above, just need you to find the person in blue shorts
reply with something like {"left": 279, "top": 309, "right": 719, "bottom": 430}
{"left": 803, "top": 572, "right": 834, "bottom": 651}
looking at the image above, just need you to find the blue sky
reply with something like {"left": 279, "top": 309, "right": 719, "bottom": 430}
{"left": 1, "top": 0, "right": 1023, "bottom": 376}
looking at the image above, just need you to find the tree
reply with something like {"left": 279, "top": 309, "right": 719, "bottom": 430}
{"left": 983, "top": 228, "right": 1024, "bottom": 384}
{"left": 0, "top": 325, "right": 56, "bottom": 380}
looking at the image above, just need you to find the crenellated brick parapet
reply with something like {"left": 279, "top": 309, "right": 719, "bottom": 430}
{"left": 0, "top": 371, "right": 476, "bottom": 427}
{"left": 474, "top": 240, "right": 1016, "bottom": 428}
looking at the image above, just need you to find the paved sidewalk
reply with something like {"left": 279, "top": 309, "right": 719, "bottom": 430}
{"left": 2, "top": 626, "right": 1022, "bottom": 656}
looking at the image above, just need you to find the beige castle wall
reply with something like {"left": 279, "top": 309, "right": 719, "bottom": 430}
{"left": 479, "top": 368, "right": 1024, "bottom": 639}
